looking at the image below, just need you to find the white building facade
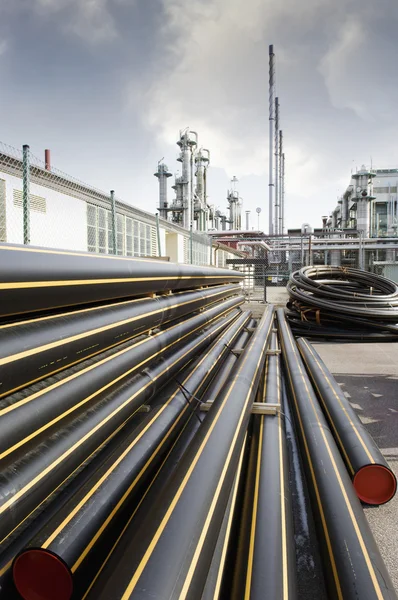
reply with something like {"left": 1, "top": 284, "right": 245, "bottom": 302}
{"left": 0, "top": 148, "right": 242, "bottom": 266}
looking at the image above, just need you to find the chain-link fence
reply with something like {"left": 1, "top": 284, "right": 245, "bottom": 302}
{"left": 227, "top": 239, "right": 398, "bottom": 303}
{"left": 0, "top": 141, "right": 213, "bottom": 266}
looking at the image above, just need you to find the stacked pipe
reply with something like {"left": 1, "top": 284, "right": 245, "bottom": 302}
{"left": 0, "top": 243, "right": 248, "bottom": 598}
{"left": 286, "top": 266, "right": 398, "bottom": 340}
{"left": 1, "top": 243, "right": 397, "bottom": 599}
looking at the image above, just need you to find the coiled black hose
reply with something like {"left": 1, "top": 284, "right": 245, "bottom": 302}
{"left": 286, "top": 266, "right": 398, "bottom": 340}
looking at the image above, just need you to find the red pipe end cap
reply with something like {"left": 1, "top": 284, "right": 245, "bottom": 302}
{"left": 13, "top": 549, "right": 73, "bottom": 600}
{"left": 354, "top": 465, "right": 397, "bottom": 505}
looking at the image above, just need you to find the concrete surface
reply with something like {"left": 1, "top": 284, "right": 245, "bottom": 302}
{"left": 314, "top": 342, "right": 398, "bottom": 593}
{"left": 243, "top": 285, "right": 289, "bottom": 306}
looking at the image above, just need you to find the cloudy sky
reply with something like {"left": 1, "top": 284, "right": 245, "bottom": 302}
{"left": 1, "top": 0, "right": 398, "bottom": 231}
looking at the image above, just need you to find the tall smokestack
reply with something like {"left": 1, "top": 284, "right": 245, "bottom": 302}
{"left": 279, "top": 130, "right": 283, "bottom": 235}
{"left": 268, "top": 44, "right": 275, "bottom": 236}
{"left": 274, "top": 97, "right": 279, "bottom": 236}
{"left": 245, "top": 210, "right": 251, "bottom": 231}
{"left": 45, "top": 149, "right": 51, "bottom": 171}
{"left": 281, "top": 152, "right": 285, "bottom": 235}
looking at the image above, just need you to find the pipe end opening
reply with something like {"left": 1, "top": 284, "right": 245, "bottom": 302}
{"left": 354, "top": 465, "right": 397, "bottom": 505}
{"left": 13, "top": 549, "right": 73, "bottom": 600}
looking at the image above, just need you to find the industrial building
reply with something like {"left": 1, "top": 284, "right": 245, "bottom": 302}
{"left": 327, "top": 165, "right": 398, "bottom": 237}
{"left": 0, "top": 142, "right": 244, "bottom": 268}
{"left": 309, "top": 165, "right": 398, "bottom": 278}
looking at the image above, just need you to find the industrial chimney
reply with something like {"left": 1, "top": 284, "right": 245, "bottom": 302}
{"left": 45, "top": 149, "right": 51, "bottom": 171}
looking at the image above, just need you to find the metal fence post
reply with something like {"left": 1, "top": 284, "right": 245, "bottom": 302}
{"left": 22, "top": 144, "right": 30, "bottom": 245}
{"left": 110, "top": 190, "right": 117, "bottom": 255}
{"left": 155, "top": 213, "right": 162, "bottom": 257}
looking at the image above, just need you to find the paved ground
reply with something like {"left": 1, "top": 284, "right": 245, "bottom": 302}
{"left": 314, "top": 342, "right": 398, "bottom": 593}
{"left": 244, "top": 286, "right": 289, "bottom": 306}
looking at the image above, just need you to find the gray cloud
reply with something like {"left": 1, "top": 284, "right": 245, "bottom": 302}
{"left": 1, "top": 0, "right": 398, "bottom": 230}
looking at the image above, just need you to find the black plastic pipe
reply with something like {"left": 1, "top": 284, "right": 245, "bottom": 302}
{"left": 0, "top": 406, "right": 152, "bottom": 599}
{"left": 0, "top": 243, "right": 244, "bottom": 318}
{"left": 196, "top": 317, "right": 256, "bottom": 413}
{"left": 0, "top": 306, "right": 241, "bottom": 548}
{"left": 201, "top": 434, "right": 248, "bottom": 600}
{"left": 297, "top": 338, "right": 396, "bottom": 505}
{"left": 0, "top": 284, "right": 240, "bottom": 397}
{"left": 277, "top": 308, "right": 397, "bottom": 600}
{"left": 0, "top": 295, "right": 243, "bottom": 462}
{"left": 287, "top": 266, "right": 398, "bottom": 338}
{"left": 84, "top": 306, "right": 274, "bottom": 600}
{"left": 12, "top": 311, "right": 250, "bottom": 600}
{"left": 231, "top": 330, "right": 297, "bottom": 599}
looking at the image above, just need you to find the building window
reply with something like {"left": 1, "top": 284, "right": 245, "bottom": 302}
{"left": 86, "top": 203, "right": 156, "bottom": 257}
{"left": 117, "top": 213, "right": 125, "bottom": 255}
{"left": 107, "top": 211, "right": 114, "bottom": 252}
{"left": 126, "top": 217, "right": 133, "bottom": 256}
{"left": 0, "top": 179, "right": 6, "bottom": 242}
{"left": 98, "top": 207, "right": 107, "bottom": 254}
{"left": 133, "top": 220, "right": 139, "bottom": 255}
{"left": 87, "top": 204, "right": 97, "bottom": 253}
{"left": 373, "top": 187, "right": 397, "bottom": 194}
{"left": 146, "top": 224, "right": 151, "bottom": 256}
{"left": 192, "top": 240, "right": 209, "bottom": 265}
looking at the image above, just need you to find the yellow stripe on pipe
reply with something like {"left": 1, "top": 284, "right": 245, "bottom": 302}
{"left": 277, "top": 349, "right": 289, "bottom": 600}
{"left": 244, "top": 416, "right": 263, "bottom": 600}
{"left": 0, "top": 276, "right": 237, "bottom": 291}
{"left": 213, "top": 433, "right": 247, "bottom": 600}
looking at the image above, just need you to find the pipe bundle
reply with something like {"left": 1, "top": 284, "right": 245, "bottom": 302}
{"left": 278, "top": 309, "right": 397, "bottom": 599}
{"left": 0, "top": 244, "right": 249, "bottom": 598}
{"left": 286, "top": 266, "right": 398, "bottom": 340}
{"left": 0, "top": 244, "right": 396, "bottom": 599}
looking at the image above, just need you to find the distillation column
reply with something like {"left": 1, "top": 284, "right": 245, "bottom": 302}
{"left": 352, "top": 167, "right": 376, "bottom": 238}
{"left": 195, "top": 148, "right": 210, "bottom": 231}
{"left": 177, "top": 129, "right": 197, "bottom": 230}
{"left": 154, "top": 162, "right": 172, "bottom": 221}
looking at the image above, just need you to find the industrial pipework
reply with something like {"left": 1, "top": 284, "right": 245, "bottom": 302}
{"left": 155, "top": 130, "right": 232, "bottom": 233}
